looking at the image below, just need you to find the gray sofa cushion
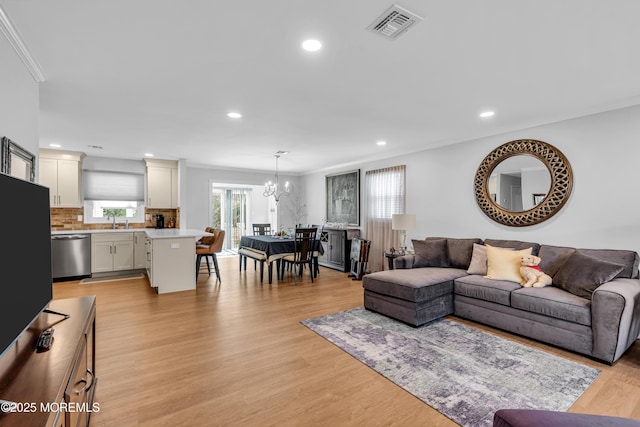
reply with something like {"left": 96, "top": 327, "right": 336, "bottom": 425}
{"left": 428, "top": 237, "right": 483, "bottom": 269}
{"left": 413, "top": 239, "right": 449, "bottom": 267}
{"left": 454, "top": 275, "right": 521, "bottom": 306}
{"left": 579, "top": 248, "right": 640, "bottom": 279}
{"left": 554, "top": 251, "right": 625, "bottom": 299}
{"left": 484, "top": 238, "right": 541, "bottom": 256}
{"left": 363, "top": 268, "right": 467, "bottom": 302}
{"left": 511, "top": 287, "right": 592, "bottom": 326}
{"left": 538, "top": 245, "right": 576, "bottom": 277}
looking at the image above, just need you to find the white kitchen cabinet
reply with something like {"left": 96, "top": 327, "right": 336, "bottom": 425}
{"left": 145, "top": 159, "right": 178, "bottom": 208}
{"left": 145, "top": 236, "right": 153, "bottom": 286}
{"left": 91, "top": 232, "right": 134, "bottom": 273}
{"left": 145, "top": 233, "right": 198, "bottom": 294}
{"left": 39, "top": 149, "right": 85, "bottom": 207}
{"left": 133, "top": 231, "right": 147, "bottom": 269}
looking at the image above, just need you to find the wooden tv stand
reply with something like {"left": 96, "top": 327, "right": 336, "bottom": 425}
{"left": 0, "top": 296, "right": 97, "bottom": 427}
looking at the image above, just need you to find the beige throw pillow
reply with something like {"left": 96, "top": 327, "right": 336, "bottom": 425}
{"left": 485, "top": 244, "right": 532, "bottom": 283}
{"left": 467, "top": 243, "right": 514, "bottom": 275}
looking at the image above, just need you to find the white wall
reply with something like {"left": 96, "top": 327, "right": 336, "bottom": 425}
{"left": 0, "top": 35, "right": 39, "bottom": 177}
{"left": 185, "top": 166, "right": 300, "bottom": 232}
{"left": 301, "top": 104, "right": 640, "bottom": 256}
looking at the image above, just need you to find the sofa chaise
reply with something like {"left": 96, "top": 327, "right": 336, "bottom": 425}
{"left": 362, "top": 237, "right": 640, "bottom": 364}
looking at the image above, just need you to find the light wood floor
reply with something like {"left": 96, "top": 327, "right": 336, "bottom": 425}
{"left": 52, "top": 255, "right": 640, "bottom": 427}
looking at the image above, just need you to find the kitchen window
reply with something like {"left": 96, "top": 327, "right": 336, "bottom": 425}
{"left": 83, "top": 169, "right": 145, "bottom": 224}
{"left": 83, "top": 200, "right": 145, "bottom": 224}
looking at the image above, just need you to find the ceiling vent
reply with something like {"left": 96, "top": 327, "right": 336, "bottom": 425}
{"left": 366, "top": 4, "right": 423, "bottom": 40}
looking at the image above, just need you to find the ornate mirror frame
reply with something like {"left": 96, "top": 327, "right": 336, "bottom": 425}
{"left": 1, "top": 136, "right": 36, "bottom": 182}
{"left": 474, "top": 139, "right": 573, "bottom": 227}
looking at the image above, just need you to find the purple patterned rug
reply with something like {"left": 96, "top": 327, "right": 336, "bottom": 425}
{"left": 301, "top": 307, "right": 600, "bottom": 427}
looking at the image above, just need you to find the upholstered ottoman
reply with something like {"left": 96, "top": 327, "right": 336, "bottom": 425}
{"left": 493, "top": 409, "right": 640, "bottom": 427}
{"left": 362, "top": 268, "right": 467, "bottom": 326}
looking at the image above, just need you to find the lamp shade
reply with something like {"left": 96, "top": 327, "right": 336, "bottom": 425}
{"left": 392, "top": 214, "right": 416, "bottom": 231}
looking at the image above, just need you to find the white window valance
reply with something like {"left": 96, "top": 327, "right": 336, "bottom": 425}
{"left": 83, "top": 170, "right": 144, "bottom": 201}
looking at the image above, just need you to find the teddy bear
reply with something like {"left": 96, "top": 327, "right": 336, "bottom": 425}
{"left": 520, "top": 255, "right": 553, "bottom": 288}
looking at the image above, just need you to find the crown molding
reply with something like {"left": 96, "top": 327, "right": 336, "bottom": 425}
{"left": 0, "top": 5, "right": 47, "bottom": 83}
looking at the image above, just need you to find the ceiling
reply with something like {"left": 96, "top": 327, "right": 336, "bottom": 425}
{"left": 2, "top": 0, "right": 640, "bottom": 174}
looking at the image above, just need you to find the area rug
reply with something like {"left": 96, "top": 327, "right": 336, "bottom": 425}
{"left": 301, "top": 307, "right": 600, "bottom": 427}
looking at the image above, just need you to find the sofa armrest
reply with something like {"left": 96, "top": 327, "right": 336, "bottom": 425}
{"left": 591, "top": 278, "right": 640, "bottom": 363}
{"left": 394, "top": 255, "right": 415, "bottom": 269}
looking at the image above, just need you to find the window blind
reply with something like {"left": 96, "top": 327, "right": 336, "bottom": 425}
{"left": 83, "top": 170, "right": 144, "bottom": 201}
{"left": 365, "top": 165, "right": 406, "bottom": 272}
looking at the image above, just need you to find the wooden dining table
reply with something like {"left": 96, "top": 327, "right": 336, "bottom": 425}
{"left": 238, "top": 235, "right": 323, "bottom": 284}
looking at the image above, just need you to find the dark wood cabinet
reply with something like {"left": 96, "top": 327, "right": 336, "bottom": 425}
{"left": 318, "top": 227, "right": 360, "bottom": 272}
{"left": 0, "top": 296, "right": 97, "bottom": 427}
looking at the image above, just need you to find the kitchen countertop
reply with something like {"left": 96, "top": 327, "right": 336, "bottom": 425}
{"left": 52, "top": 228, "right": 213, "bottom": 239}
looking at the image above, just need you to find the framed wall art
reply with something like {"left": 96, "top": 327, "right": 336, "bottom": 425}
{"left": 326, "top": 169, "right": 360, "bottom": 226}
{"left": 1, "top": 137, "right": 36, "bottom": 182}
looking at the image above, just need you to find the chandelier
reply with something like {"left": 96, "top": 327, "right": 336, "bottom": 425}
{"left": 263, "top": 151, "right": 290, "bottom": 203}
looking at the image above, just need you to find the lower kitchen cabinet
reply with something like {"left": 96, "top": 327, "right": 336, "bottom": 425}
{"left": 133, "top": 231, "right": 147, "bottom": 269}
{"left": 91, "top": 232, "right": 134, "bottom": 273}
{"left": 145, "top": 235, "right": 197, "bottom": 293}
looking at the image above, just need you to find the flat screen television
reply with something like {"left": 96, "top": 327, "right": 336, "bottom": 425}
{"left": 0, "top": 172, "right": 53, "bottom": 359}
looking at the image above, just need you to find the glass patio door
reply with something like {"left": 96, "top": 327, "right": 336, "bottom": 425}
{"left": 211, "top": 187, "right": 251, "bottom": 251}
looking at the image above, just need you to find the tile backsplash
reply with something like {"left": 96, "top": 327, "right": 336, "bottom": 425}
{"left": 50, "top": 208, "right": 180, "bottom": 231}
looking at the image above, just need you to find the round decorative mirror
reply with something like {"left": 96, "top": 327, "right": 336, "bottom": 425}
{"left": 474, "top": 139, "right": 573, "bottom": 226}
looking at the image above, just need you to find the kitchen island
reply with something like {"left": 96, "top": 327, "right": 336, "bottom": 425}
{"left": 52, "top": 228, "right": 212, "bottom": 294}
{"left": 145, "top": 228, "right": 212, "bottom": 294}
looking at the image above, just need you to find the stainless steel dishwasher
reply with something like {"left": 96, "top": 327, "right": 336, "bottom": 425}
{"left": 51, "top": 234, "right": 92, "bottom": 280}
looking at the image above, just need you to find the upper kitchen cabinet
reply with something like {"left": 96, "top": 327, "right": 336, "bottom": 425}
{"left": 39, "top": 149, "right": 86, "bottom": 208}
{"left": 145, "top": 159, "right": 178, "bottom": 208}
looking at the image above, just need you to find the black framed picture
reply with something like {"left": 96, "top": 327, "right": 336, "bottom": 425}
{"left": 532, "top": 193, "right": 546, "bottom": 206}
{"left": 1, "top": 137, "right": 36, "bottom": 182}
{"left": 326, "top": 169, "right": 360, "bottom": 226}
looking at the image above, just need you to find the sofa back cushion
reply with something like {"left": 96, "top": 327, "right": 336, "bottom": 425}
{"left": 538, "top": 245, "right": 576, "bottom": 277}
{"left": 484, "top": 239, "right": 540, "bottom": 256}
{"left": 553, "top": 250, "right": 626, "bottom": 299}
{"left": 427, "top": 237, "right": 483, "bottom": 269}
{"left": 412, "top": 239, "right": 449, "bottom": 268}
{"left": 578, "top": 248, "right": 639, "bottom": 279}
{"left": 539, "top": 245, "right": 639, "bottom": 279}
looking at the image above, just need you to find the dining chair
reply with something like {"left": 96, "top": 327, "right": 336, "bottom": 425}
{"left": 280, "top": 227, "right": 317, "bottom": 285}
{"left": 196, "top": 227, "right": 225, "bottom": 282}
{"left": 253, "top": 223, "right": 272, "bottom": 235}
{"left": 242, "top": 223, "right": 272, "bottom": 271}
{"left": 349, "top": 237, "right": 371, "bottom": 280}
{"left": 311, "top": 224, "right": 323, "bottom": 277}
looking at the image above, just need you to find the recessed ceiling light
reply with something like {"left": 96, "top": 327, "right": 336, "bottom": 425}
{"left": 376, "top": 141, "right": 387, "bottom": 146}
{"left": 227, "top": 112, "right": 242, "bottom": 119}
{"left": 480, "top": 111, "right": 495, "bottom": 118}
{"left": 302, "top": 39, "right": 322, "bottom": 52}
{"left": 144, "top": 153, "right": 154, "bottom": 157}
{"left": 49, "top": 143, "right": 61, "bottom": 148}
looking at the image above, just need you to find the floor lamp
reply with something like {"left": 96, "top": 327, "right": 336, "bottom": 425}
{"left": 392, "top": 214, "right": 416, "bottom": 255}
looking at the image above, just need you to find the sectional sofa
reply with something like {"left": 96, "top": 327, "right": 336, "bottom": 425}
{"left": 362, "top": 237, "right": 640, "bottom": 364}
